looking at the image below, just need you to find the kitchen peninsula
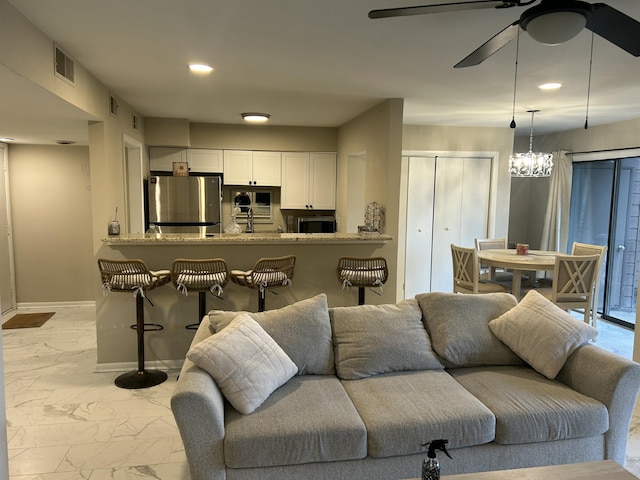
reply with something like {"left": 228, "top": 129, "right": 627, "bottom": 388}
{"left": 96, "top": 232, "right": 393, "bottom": 370}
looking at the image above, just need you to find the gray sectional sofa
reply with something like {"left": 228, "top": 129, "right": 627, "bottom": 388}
{"left": 171, "top": 290, "right": 640, "bottom": 480}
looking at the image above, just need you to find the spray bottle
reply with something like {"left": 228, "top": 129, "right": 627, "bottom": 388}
{"left": 421, "top": 439, "right": 452, "bottom": 480}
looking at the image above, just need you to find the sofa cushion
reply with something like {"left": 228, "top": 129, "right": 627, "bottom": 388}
{"left": 416, "top": 292, "right": 523, "bottom": 368}
{"left": 224, "top": 375, "right": 367, "bottom": 468}
{"left": 341, "top": 370, "right": 496, "bottom": 458}
{"left": 330, "top": 299, "right": 444, "bottom": 380}
{"left": 208, "top": 293, "right": 334, "bottom": 375}
{"left": 186, "top": 313, "right": 297, "bottom": 414}
{"left": 488, "top": 290, "right": 598, "bottom": 379}
{"left": 450, "top": 366, "right": 609, "bottom": 444}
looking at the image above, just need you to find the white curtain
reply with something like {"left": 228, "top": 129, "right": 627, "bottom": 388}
{"left": 540, "top": 150, "right": 572, "bottom": 253}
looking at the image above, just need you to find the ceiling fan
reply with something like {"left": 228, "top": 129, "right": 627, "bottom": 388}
{"left": 369, "top": 0, "right": 640, "bottom": 68}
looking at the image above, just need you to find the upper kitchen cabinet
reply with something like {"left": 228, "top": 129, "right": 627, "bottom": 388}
{"left": 149, "top": 147, "right": 223, "bottom": 174}
{"left": 281, "top": 152, "right": 336, "bottom": 210}
{"left": 223, "top": 150, "right": 281, "bottom": 186}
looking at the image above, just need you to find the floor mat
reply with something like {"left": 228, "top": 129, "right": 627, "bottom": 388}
{"left": 2, "top": 312, "right": 55, "bottom": 329}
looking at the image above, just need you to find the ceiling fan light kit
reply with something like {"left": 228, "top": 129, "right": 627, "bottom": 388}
{"left": 522, "top": 10, "right": 588, "bottom": 45}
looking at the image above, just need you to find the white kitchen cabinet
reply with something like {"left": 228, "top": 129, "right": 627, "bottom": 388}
{"left": 187, "top": 149, "right": 223, "bottom": 173}
{"left": 281, "top": 152, "right": 336, "bottom": 210}
{"left": 149, "top": 147, "right": 185, "bottom": 172}
{"left": 149, "top": 147, "right": 223, "bottom": 174}
{"left": 223, "top": 150, "right": 281, "bottom": 186}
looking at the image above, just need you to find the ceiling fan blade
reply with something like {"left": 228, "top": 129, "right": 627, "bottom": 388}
{"left": 454, "top": 21, "right": 520, "bottom": 68}
{"left": 368, "top": 1, "right": 516, "bottom": 19}
{"left": 586, "top": 3, "right": 640, "bottom": 57}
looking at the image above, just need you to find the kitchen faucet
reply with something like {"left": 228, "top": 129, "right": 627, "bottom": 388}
{"left": 246, "top": 207, "right": 254, "bottom": 233}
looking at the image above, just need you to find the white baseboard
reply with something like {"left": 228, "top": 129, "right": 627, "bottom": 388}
{"left": 94, "top": 359, "right": 184, "bottom": 373}
{"left": 16, "top": 301, "right": 95, "bottom": 309}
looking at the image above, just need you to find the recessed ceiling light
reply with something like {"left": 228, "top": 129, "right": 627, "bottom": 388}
{"left": 55, "top": 140, "right": 76, "bottom": 145}
{"left": 0, "top": 137, "right": 14, "bottom": 142}
{"left": 538, "top": 82, "right": 563, "bottom": 91}
{"left": 241, "top": 113, "right": 270, "bottom": 123}
{"left": 189, "top": 64, "right": 213, "bottom": 74}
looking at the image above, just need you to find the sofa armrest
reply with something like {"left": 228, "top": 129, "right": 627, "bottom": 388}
{"left": 171, "top": 319, "right": 227, "bottom": 480}
{"left": 556, "top": 344, "right": 640, "bottom": 465}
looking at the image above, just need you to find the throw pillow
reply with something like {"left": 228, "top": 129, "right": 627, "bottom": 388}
{"left": 187, "top": 313, "right": 297, "bottom": 414}
{"left": 488, "top": 289, "right": 598, "bottom": 379}
{"left": 208, "top": 294, "right": 334, "bottom": 375}
{"left": 330, "top": 299, "right": 444, "bottom": 380}
{"left": 416, "top": 292, "right": 523, "bottom": 368}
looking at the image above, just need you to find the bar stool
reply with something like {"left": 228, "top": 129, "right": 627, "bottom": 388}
{"left": 337, "top": 257, "right": 388, "bottom": 305}
{"left": 171, "top": 258, "right": 229, "bottom": 330}
{"left": 98, "top": 258, "right": 171, "bottom": 389}
{"left": 230, "top": 255, "right": 296, "bottom": 312}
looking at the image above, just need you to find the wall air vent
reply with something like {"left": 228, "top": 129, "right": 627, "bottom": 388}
{"left": 132, "top": 113, "right": 140, "bottom": 131}
{"left": 109, "top": 94, "right": 119, "bottom": 117}
{"left": 54, "top": 45, "right": 75, "bottom": 84}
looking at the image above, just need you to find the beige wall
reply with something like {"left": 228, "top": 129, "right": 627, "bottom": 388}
{"left": 8, "top": 144, "right": 93, "bottom": 303}
{"left": 337, "top": 99, "right": 404, "bottom": 303}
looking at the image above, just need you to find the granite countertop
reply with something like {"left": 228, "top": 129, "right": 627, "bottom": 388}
{"left": 103, "top": 232, "right": 393, "bottom": 245}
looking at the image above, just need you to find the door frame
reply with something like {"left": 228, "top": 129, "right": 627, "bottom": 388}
{"left": 572, "top": 147, "right": 640, "bottom": 328}
{"left": 0, "top": 143, "right": 16, "bottom": 314}
{"left": 399, "top": 150, "right": 500, "bottom": 299}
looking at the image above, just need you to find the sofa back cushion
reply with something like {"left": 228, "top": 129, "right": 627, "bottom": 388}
{"left": 416, "top": 292, "right": 523, "bottom": 368}
{"left": 330, "top": 299, "right": 443, "bottom": 380}
{"left": 208, "top": 294, "right": 334, "bottom": 375}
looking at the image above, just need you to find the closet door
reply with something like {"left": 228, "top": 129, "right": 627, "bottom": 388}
{"left": 405, "top": 156, "right": 436, "bottom": 297}
{"left": 405, "top": 155, "right": 492, "bottom": 296}
{"left": 430, "top": 156, "right": 491, "bottom": 292}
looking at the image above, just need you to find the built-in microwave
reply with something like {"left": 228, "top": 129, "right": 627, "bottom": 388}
{"left": 297, "top": 216, "right": 336, "bottom": 234}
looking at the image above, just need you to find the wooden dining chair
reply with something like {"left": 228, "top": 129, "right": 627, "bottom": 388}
{"left": 475, "top": 237, "right": 528, "bottom": 286}
{"left": 571, "top": 242, "right": 607, "bottom": 327}
{"left": 451, "top": 244, "right": 509, "bottom": 294}
{"left": 536, "top": 254, "right": 600, "bottom": 324}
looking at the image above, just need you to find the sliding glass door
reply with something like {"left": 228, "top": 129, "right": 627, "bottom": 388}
{"left": 568, "top": 158, "right": 640, "bottom": 328}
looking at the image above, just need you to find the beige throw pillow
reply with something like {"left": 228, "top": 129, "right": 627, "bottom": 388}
{"left": 187, "top": 313, "right": 297, "bottom": 414}
{"left": 488, "top": 290, "right": 598, "bottom": 379}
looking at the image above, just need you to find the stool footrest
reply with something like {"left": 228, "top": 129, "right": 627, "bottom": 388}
{"left": 129, "top": 323, "right": 164, "bottom": 332}
{"left": 115, "top": 369, "right": 168, "bottom": 389}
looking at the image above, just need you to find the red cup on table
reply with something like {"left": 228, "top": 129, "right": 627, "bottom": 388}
{"left": 516, "top": 243, "right": 529, "bottom": 255}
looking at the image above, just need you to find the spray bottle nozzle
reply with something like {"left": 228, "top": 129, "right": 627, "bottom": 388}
{"left": 422, "top": 439, "right": 452, "bottom": 459}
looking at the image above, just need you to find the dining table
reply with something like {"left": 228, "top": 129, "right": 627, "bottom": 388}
{"left": 477, "top": 248, "right": 559, "bottom": 299}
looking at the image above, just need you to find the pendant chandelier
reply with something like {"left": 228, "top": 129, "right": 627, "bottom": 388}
{"left": 509, "top": 110, "right": 553, "bottom": 178}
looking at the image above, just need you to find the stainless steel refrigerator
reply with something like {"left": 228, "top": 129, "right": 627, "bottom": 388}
{"left": 147, "top": 175, "right": 222, "bottom": 234}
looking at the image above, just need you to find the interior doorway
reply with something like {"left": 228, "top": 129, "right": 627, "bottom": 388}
{"left": 0, "top": 143, "right": 15, "bottom": 314}
{"left": 568, "top": 158, "right": 639, "bottom": 328}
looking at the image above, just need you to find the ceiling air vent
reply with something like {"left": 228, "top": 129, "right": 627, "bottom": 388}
{"left": 54, "top": 45, "right": 75, "bottom": 84}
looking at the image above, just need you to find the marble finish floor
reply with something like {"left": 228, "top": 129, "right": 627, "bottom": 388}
{"left": 1, "top": 305, "right": 639, "bottom": 479}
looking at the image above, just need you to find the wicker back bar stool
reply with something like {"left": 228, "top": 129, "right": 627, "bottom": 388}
{"left": 98, "top": 258, "right": 171, "bottom": 389}
{"left": 171, "top": 258, "right": 229, "bottom": 329}
{"left": 230, "top": 255, "right": 296, "bottom": 312}
{"left": 337, "top": 256, "right": 388, "bottom": 305}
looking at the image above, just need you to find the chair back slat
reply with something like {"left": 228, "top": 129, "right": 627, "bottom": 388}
{"left": 451, "top": 244, "right": 477, "bottom": 292}
{"left": 552, "top": 254, "right": 599, "bottom": 302}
